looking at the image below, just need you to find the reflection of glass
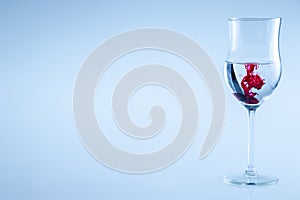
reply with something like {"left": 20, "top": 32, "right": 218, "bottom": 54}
{"left": 224, "top": 18, "right": 282, "bottom": 186}
{"left": 246, "top": 188, "right": 255, "bottom": 200}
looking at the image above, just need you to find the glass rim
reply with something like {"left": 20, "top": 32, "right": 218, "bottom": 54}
{"left": 229, "top": 17, "right": 282, "bottom": 21}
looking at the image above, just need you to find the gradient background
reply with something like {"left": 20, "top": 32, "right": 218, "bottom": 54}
{"left": 1, "top": 0, "right": 300, "bottom": 199}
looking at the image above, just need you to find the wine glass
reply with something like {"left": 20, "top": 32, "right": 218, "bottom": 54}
{"left": 224, "top": 18, "right": 282, "bottom": 186}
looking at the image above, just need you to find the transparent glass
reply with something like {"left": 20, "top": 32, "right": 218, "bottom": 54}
{"left": 224, "top": 18, "right": 282, "bottom": 186}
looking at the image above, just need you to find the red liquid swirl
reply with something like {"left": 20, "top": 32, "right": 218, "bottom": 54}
{"left": 234, "top": 63, "right": 265, "bottom": 104}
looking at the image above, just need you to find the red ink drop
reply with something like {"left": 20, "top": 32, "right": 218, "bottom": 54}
{"left": 235, "top": 63, "right": 265, "bottom": 104}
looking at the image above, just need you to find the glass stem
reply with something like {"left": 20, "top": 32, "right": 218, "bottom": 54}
{"left": 245, "top": 109, "right": 257, "bottom": 177}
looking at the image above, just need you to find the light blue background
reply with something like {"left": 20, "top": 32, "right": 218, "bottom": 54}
{"left": 1, "top": 0, "right": 300, "bottom": 199}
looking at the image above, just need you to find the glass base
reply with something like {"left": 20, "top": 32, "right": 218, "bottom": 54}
{"left": 224, "top": 173, "right": 278, "bottom": 186}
